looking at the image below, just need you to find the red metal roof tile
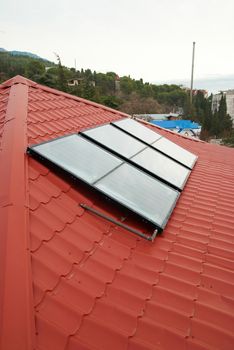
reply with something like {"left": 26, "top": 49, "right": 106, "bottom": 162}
{"left": 0, "top": 87, "right": 10, "bottom": 150}
{"left": 172, "top": 242, "right": 205, "bottom": 260}
{"left": 151, "top": 285, "right": 194, "bottom": 314}
{"left": 194, "top": 301, "right": 234, "bottom": 333}
{"left": 105, "top": 284, "right": 146, "bottom": 314}
{"left": 144, "top": 300, "right": 191, "bottom": 333}
{"left": 204, "top": 253, "right": 234, "bottom": 270}
{"left": 163, "top": 261, "right": 202, "bottom": 285}
{"left": 129, "top": 337, "right": 162, "bottom": 350}
{"left": 1, "top": 76, "right": 234, "bottom": 350}
{"left": 190, "top": 318, "right": 234, "bottom": 350}
{"left": 111, "top": 270, "right": 157, "bottom": 300}
{"left": 200, "top": 274, "right": 234, "bottom": 298}
{"left": 68, "top": 265, "right": 106, "bottom": 298}
{"left": 131, "top": 317, "right": 187, "bottom": 350}
{"left": 36, "top": 292, "right": 84, "bottom": 334}
{"left": 35, "top": 315, "right": 69, "bottom": 350}
{"left": 90, "top": 298, "right": 138, "bottom": 334}
{"left": 69, "top": 317, "right": 128, "bottom": 350}
{"left": 158, "top": 274, "right": 198, "bottom": 299}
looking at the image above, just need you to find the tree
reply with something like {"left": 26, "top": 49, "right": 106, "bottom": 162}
{"left": 120, "top": 92, "right": 164, "bottom": 114}
{"left": 99, "top": 95, "right": 122, "bottom": 109}
{"left": 26, "top": 60, "right": 45, "bottom": 78}
{"left": 222, "top": 130, "right": 234, "bottom": 147}
{"left": 54, "top": 53, "right": 67, "bottom": 92}
{"left": 209, "top": 94, "right": 232, "bottom": 138}
{"left": 200, "top": 97, "right": 212, "bottom": 139}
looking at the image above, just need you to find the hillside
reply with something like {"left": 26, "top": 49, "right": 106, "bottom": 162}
{"left": 0, "top": 50, "right": 232, "bottom": 141}
{"left": 0, "top": 48, "right": 50, "bottom": 62}
{"left": 0, "top": 50, "right": 188, "bottom": 114}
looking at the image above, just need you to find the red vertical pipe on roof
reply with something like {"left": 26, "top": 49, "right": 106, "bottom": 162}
{"left": 0, "top": 82, "right": 35, "bottom": 349}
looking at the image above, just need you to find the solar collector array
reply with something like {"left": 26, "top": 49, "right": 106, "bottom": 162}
{"left": 29, "top": 118, "right": 197, "bottom": 232}
{"left": 82, "top": 124, "right": 190, "bottom": 190}
{"left": 30, "top": 134, "right": 180, "bottom": 229}
{"left": 111, "top": 118, "right": 197, "bottom": 169}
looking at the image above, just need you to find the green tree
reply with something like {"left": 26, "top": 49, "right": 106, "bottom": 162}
{"left": 54, "top": 53, "right": 67, "bottom": 92}
{"left": 26, "top": 60, "right": 45, "bottom": 78}
{"left": 209, "top": 94, "right": 232, "bottom": 137}
{"left": 200, "top": 97, "right": 212, "bottom": 139}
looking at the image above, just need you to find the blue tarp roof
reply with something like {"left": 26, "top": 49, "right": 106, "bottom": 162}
{"left": 151, "top": 119, "right": 201, "bottom": 130}
{"left": 134, "top": 113, "right": 179, "bottom": 120}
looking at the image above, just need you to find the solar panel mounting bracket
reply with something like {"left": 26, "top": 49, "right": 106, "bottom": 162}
{"left": 80, "top": 203, "right": 158, "bottom": 241}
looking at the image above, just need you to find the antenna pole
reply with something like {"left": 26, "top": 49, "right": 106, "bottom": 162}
{"left": 190, "top": 42, "right": 196, "bottom": 106}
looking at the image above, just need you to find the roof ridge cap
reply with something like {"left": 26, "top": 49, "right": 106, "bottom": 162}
{"left": 0, "top": 82, "right": 35, "bottom": 348}
{"left": 0, "top": 75, "right": 37, "bottom": 88}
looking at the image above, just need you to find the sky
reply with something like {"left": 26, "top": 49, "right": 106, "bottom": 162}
{"left": 1, "top": 0, "right": 234, "bottom": 92}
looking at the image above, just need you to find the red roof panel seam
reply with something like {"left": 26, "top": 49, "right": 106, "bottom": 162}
{"left": 30, "top": 208, "right": 86, "bottom": 253}
{"left": 29, "top": 187, "right": 68, "bottom": 211}
{"left": 29, "top": 167, "right": 50, "bottom": 181}
{"left": 67, "top": 236, "right": 142, "bottom": 343}
{"left": 33, "top": 223, "right": 113, "bottom": 307}
{"left": 126, "top": 254, "right": 169, "bottom": 344}
{"left": 34, "top": 260, "right": 77, "bottom": 308}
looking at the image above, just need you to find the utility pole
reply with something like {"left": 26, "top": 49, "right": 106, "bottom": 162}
{"left": 190, "top": 41, "right": 196, "bottom": 107}
{"left": 74, "top": 58, "right": 77, "bottom": 71}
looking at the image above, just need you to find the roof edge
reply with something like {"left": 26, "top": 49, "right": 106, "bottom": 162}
{"left": 0, "top": 75, "right": 37, "bottom": 88}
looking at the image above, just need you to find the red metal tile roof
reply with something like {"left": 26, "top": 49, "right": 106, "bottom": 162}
{"left": 1, "top": 76, "right": 234, "bottom": 350}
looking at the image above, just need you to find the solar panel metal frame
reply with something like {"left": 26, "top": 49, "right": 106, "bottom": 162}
{"left": 80, "top": 126, "right": 190, "bottom": 191}
{"left": 28, "top": 134, "right": 180, "bottom": 230}
{"left": 94, "top": 162, "right": 180, "bottom": 229}
{"left": 111, "top": 118, "right": 198, "bottom": 169}
{"left": 111, "top": 118, "right": 162, "bottom": 143}
{"left": 28, "top": 134, "right": 123, "bottom": 186}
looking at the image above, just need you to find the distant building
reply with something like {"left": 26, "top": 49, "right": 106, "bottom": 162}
{"left": 45, "top": 66, "right": 53, "bottom": 72}
{"left": 67, "top": 78, "right": 96, "bottom": 87}
{"left": 193, "top": 89, "right": 208, "bottom": 98}
{"left": 67, "top": 78, "right": 83, "bottom": 86}
{"left": 183, "top": 88, "right": 208, "bottom": 99}
{"left": 134, "top": 113, "right": 180, "bottom": 122}
{"left": 114, "top": 74, "right": 121, "bottom": 91}
{"left": 212, "top": 90, "right": 234, "bottom": 124}
{"left": 150, "top": 119, "right": 201, "bottom": 138}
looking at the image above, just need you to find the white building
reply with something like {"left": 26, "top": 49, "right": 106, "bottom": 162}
{"left": 212, "top": 90, "right": 234, "bottom": 124}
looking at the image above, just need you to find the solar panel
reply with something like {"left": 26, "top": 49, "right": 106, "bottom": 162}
{"left": 95, "top": 163, "right": 179, "bottom": 228}
{"left": 30, "top": 134, "right": 122, "bottom": 184}
{"left": 152, "top": 138, "right": 197, "bottom": 169}
{"left": 112, "top": 118, "right": 162, "bottom": 144}
{"left": 83, "top": 124, "right": 145, "bottom": 158}
{"left": 112, "top": 118, "right": 197, "bottom": 169}
{"left": 82, "top": 124, "right": 190, "bottom": 190}
{"left": 29, "top": 134, "right": 180, "bottom": 229}
{"left": 131, "top": 148, "right": 190, "bottom": 190}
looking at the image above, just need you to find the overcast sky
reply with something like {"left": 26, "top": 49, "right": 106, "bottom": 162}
{"left": 1, "top": 0, "right": 234, "bottom": 91}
